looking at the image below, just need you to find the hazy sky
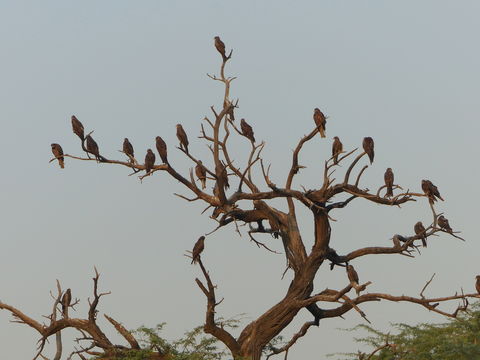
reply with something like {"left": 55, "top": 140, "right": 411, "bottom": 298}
{"left": 1, "top": 1, "right": 479, "bottom": 359}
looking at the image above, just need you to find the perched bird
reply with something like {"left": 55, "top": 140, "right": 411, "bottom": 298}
{"left": 85, "top": 135, "right": 100, "bottom": 161}
{"left": 217, "top": 162, "right": 230, "bottom": 189}
{"left": 346, "top": 264, "right": 359, "bottom": 284}
{"left": 195, "top": 161, "right": 207, "bottom": 189}
{"left": 155, "top": 136, "right": 168, "bottom": 164}
{"left": 176, "top": 124, "right": 189, "bottom": 154}
{"left": 51, "top": 143, "right": 64, "bottom": 169}
{"left": 226, "top": 102, "right": 235, "bottom": 121}
{"left": 437, "top": 215, "right": 452, "bottom": 232}
{"left": 414, "top": 221, "right": 427, "bottom": 247}
{"left": 413, "top": 221, "right": 427, "bottom": 247}
{"left": 144, "top": 149, "right": 155, "bottom": 174}
{"left": 214, "top": 36, "right": 226, "bottom": 60}
{"left": 332, "top": 136, "right": 343, "bottom": 165}
{"left": 71, "top": 115, "right": 84, "bottom": 141}
{"left": 362, "top": 137, "right": 374, "bottom": 164}
{"left": 123, "top": 138, "right": 134, "bottom": 161}
{"left": 191, "top": 236, "right": 205, "bottom": 264}
{"left": 61, "top": 288, "right": 72, "bottom": 317}
{"left": 421, "top": 180, "right": 444, "bottom": 204}
{"left": 476, "top": 275, "right": 480, "bottom": 295}
{"left": 313, "top": 108, "right": 326, "bottom": 138}
{"left": 384, "top": 168, "right": 394, "bottom": 198}
{"left": 240, "top": 118, "right": 255, "bottom": 143}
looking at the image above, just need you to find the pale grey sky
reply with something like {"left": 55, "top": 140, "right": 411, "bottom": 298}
{"left": 1, "top": 1, "right": 479, "bottom": 359}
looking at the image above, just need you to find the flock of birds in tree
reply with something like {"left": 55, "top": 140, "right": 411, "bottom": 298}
{"left": 49, "top": 36, "right": 479, "bottom": 294}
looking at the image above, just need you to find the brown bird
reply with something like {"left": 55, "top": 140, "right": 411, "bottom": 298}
{"left": 123, "top": 138, "right": 134, "bottom": 161}
{"left": 421, "top": 180, "right": 444, "bottom": 204}
{"left": 313, "top": 108, "right": 326, "bottom": 138}
{"left": 51, "top": 143, "right": 64, "bottom": 169}
{"left": 437, "top": 215, "right": 452, "bottom": 232}
{"left": 214, "top": 36, "right": 226, "bottom": 60}
{"left": 227, "top": 102, "right": 235, "bottom": 121}
{"left": 346, "top": 264, "right": 359, "bottom": 284}
{"left": 144, "top": 149, "right": 155, "bottom": 174}
{"left": 191, "top": 236, "right": 205, "bottom": 264}
{"left": 195, "top": 161, "right": 207, "bottom": 189}
{"left": 332, "top": 136, "right": 343, "bottom": 165}
{"left": 155, "top": 136, "right": 168, "bottom": 164}
{"left": 217, "top": 162, "right": 230, "bottom": 189}
{"left": 384, "top": 168, "right": 394, "bottom": 198}
{"left": 85, "top": 135, "right": 100, "bottom": 161}
{"left": 362, "top": 137, "right": 374, "bottom": 164}
{"left": 61, "top": 288, "right": 72, "bottom": 317}
{"left": 71, "top": 115, "right": 84, "bottom": 141}
{"left": 475, "top": 275, "right": 480, "bottom": 295}
{"left": 240, "top": 118, "right": 255, "bottom": 143}
{"left": 414, "top": 221, "right": 427, "bottom": 247}
{"left": 176, "top": 124, "right": 189, "bottom": 154}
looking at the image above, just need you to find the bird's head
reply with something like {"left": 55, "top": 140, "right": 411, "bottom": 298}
{"left": 476, "top": 275, "right": 480, "bottom": 281}
{"left": 333, "top": 136, "right": 339, "bottom": 140}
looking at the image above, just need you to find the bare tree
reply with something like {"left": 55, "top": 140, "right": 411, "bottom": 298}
{"left": 44, "top": 38, "right": 478, "bottom": 360}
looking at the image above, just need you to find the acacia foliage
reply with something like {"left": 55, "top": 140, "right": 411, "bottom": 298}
{"left": 336, "top": 303, "right": 480, "bottom": 360}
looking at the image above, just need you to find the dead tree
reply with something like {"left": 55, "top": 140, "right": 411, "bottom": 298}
{"left": 0, "top": 269, "right": 169, "bottom": 360}
{"left": 47, "top": 38, "right": 478, "bottom": 360}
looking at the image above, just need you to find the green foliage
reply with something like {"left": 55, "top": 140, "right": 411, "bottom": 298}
{"left": 331, "top": 303, "right": 480, "bottom": 360}
{"left": 91, "top": 321, "right": 234, "bottom": 360}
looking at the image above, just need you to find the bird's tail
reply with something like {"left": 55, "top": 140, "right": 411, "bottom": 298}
{"left": 201, "top": 179, "right": 206, "bottom": 190}
{"left": 59, "top": 158, "right": 65, "bottom": 169}
{"left": 421, "top": 237, "right": 427, "bottom": 247}
{"left": 319, "top": 128, "right": 326, "bottom": 138}
{"left": 386, "top": 186, "right": 393, "bottom": 198}
{"left": 333, "top": 155, "right": 338, "bottom": 165}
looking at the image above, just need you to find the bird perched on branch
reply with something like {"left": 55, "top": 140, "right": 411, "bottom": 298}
{"left": 51, "top": 143, "right": 64, "bottom": 169}
{"left": 362, "top": 137, "right": 374, "bottom": 164}
{"left": 71, "top": 115, "right": 84, "bottom": 141}
{"left": 313, "top": 108, "right": 326, "bottom": 138}
{"left": 437, "top": 215, "right": 452, "bottom": 233}
{"left": 217, "top": 162, "right": 230, "bottom": 189}
{"left": 414, "top": 221, "right": 427, "bottom": 247}
{"left": 195, "top": 161, "right": 207, "bottom": 189}
{"left": 384, "top": 168, "right": 394, "bottom": 198}
{"left": 123, "top": 138, "right": 134, "bottom": 162}
{"left": 475, "top": 276, "right": 480, "bottom": 295}
{"left": 86, "top": 135, "right": 100, "bottom": 161}
{"left": 191, "top": 236, "right": 205, "bottom": 264}
{"left": 421, "top": 180, "right": 444, "bottom": 204}
{"left": 214, "top": 36, "right": 227, "bottom": 60}
{"left": 144, "top": 149, "right": 155, "bottom": 174}
{"left": 61, "top": 288, "right": 71, "bottom": 317}
{"left": 240, "top": 118, "right": 255, "bottom": 143}
{"left": 176, "top": 124, "right": 189, "bottom": 154}
{"left": 332, "top": 136, "right": 343, "bottom": 165}
{"left": 155, "top": 136, "right": 168, "bottom": 164}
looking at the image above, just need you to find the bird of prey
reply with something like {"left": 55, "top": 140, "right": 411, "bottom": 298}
{"left": 51, "top": 143, "right": 64, "bottom": 169}
{"left": 144, "top": 149, "right": 155, "bottom": 174}
{"left": 123, "top": 138, "right": 134, "bottom": 162}
{"left": 220, "top": 164, "right": 230, "bottom": 189}
{"left": 195, "top": 161, "right": 207, "bottom": 189}
{"left": 214, "top": 36, "right": 226, "bottom": 60}
{"left": 476, "top": 275, "right": 480, "bottom": 295}
{"left": 227, "top": 102, "right": 235, "bottom": 121}
{"left": 313, "top": 108, "right": 326, "bottom": 138}
{"left": 71, "top": 115, "right": 84, "bottom": 141}
{"left": 414, "top": 221, "right": 427, "bottom": 247}
{"left": 332, "top": 136, "right": 343, "bottom": 165}
{"left": 384, "top": 168, "right": 394, "bottom": 198}
{"left": 437, "top": 215, "right": 452, "bottom": 232}
{"left": 176, "top": 124, "right": 189, "bottom": 154}
{"left": 191, "top": 236, "right": 205, "bottom": 264}
{"left": 240, "top": 118, "right": 255, "bottom": 143}
{"left": 86, "top": 135, "right": 100, "bottom": 161}
{"left": 61, "top": 288, "right": 72, "bottom": 317}
{"left": 421, "top": 180, "right": 444, "bottom": 204}
{"left": 346, "top": 264, "right": 359, "bottom": 284}
{"left": 156, "top": 136, "right": 168, "bottom": 164}
{"left": 362, "top": 137, "right": 374, "bottom": 164}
